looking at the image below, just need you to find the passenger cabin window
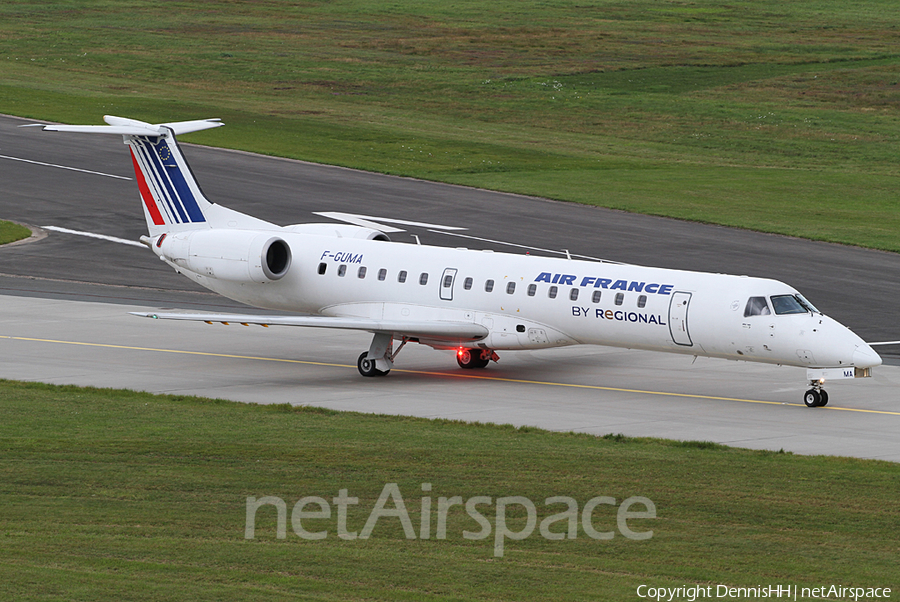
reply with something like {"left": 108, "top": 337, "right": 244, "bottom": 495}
{"left": 419, "top": 272, "right": 429, "bottom": 285}
{"left": 485, "top": 279, "right": 494, "bottom": 293}
{"left": 443, "top": 274, "right": 453, "bottom": 289}
{"left": 507, "top": 282, "right": 516, "bottom": 294}
{"left": 614, "top": 293, "right": 624, "bottom": 306}
{"left": 569, "top": 288, "right": 579, "bottom": 301}
{"left": 317, "top": 262, "right": 327, "bottom": 275}
{"left": 637, "top": 295, "right": 647, "bottom": 308}
{"left": 548, "top": 286, "right": 558, "bottom": 299}
{"left": 338, "top": 265, "right": 347, "bottom": 277}
{"left": 358, "top": 266, "right": 367, "bottom": 279}
{"left": 592, "top": 290, "right": 601, "bottom": 303}
{"left": 378, "top": 268, "right": 387, "bottom": 281}
{"left": 770, "top": 294, "right": 809, "bottom": 315}
{"left": 398, "top": 270, "right": 407, "bottom": 283}
{"left": 464, "top": 277, "right": 473, "bottom": 290}
{"left": 527, "top": 284, "right": 537, "bottom": 297}
{"left": 744, "top": 296, "right": 771, "bottom": 317}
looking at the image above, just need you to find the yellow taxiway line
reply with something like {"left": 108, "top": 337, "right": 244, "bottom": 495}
{"left": 4, "top": 334, "right": 899, "bottom": 416}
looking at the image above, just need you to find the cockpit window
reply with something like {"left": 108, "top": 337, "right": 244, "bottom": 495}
{"left": 770, "top": 294, "right": 809, "bottom": 315}
{"left": 744, "top": 296, "right": 771, "bottom": 317}
{"left": 795, "top": 294, "right": 819, "bottom": 314}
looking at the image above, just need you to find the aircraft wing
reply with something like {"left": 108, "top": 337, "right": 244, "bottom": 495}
{"left": 129, "top": 312, "right": 488, "bottom": 342}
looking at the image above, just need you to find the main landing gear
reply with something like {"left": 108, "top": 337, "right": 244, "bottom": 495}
{"left": 357, "top": 351, "right": 390, "bottom": 377}
{"left": 356, "top": 333, "right": 500, "bottom": 377}
{"left": 456, "top": 348, "right": 498, "bottom": 369}
{"left": 357, "top": 332, "right": 401, "bottom": 377}
{"left": 803, "top": 380, "right": 829, "bottom": 408}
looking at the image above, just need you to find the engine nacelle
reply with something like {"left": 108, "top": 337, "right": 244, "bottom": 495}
{"left": 283, "top": 223, "right": 390, "bottom": 241}
{"left": 155, "top": 229, "right": 291, "bottom": 283}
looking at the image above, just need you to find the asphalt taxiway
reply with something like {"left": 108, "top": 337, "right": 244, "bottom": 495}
{"left": 2, "top": 113, "right": 898, "bottom": 461}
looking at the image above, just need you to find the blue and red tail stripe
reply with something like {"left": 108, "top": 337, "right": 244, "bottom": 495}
{"left": 130, "top": 148, "right": 165, "bottom": 226}
{"left": 129, "top": 136, "right": 207, "bottom": 225}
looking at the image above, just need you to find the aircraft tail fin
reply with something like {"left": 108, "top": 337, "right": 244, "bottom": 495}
{"left": 40, "top": 116, "right": 224, "bottom": 236}
{"left": 126, "top": 130, "right": 213, "bottom": 234}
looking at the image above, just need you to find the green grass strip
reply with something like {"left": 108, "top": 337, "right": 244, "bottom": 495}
{"left": 0, "top": 379, "right": 896, "bottom": 600}
{"left": 0, "top": 221, "right": 30, "bottom": 245}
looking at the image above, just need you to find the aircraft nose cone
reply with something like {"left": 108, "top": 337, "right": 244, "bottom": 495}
{"left": 853, "top": 343, "right": 882, "bottom": 368}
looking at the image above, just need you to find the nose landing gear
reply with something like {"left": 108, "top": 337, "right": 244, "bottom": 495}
{"left": 803, "top": 381, "right": 829, "bottom": 407}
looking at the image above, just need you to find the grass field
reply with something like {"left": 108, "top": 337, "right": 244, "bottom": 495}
{"left": 0, "top": 380, "right": 897, "bottom": 600}
{"left": 0, "top": 220, "right": 30, "bottom": 245}
{"left": 1, "top": 1, "right": 899, "bottom": 249}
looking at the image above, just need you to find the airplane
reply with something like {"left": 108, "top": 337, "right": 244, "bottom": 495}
{"left": 33, "top": 115, "right": 884, "bottom": 408}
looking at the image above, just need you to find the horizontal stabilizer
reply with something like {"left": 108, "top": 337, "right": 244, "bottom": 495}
{"left": 30, "top": 115, "right": 223, "bottom": 137}
{"left": 130, "top": 312, "right": 489, "bottom": 342}
{"left": 30, "top": 114, "right": 275, "bottom": 235}
{"left": 158, "top": 118, "right": 223, "bottom": 136}
{"left": 39, "top": 124, "right": 167, "bottom": 136}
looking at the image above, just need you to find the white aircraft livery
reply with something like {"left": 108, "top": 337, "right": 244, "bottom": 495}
{"left": 35, "top": 116, "right": 883, "bottom": 407}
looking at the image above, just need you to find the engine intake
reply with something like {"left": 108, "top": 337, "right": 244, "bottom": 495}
{"left": 261, "top": 237, "right": 291, "bottom": 280}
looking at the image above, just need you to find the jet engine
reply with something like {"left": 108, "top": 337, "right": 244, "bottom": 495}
{"left": 154, "top": 229, "right": 291, "bottom": 283}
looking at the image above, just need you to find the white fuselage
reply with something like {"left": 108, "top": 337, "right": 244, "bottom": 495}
{"left": 39, "top": 115, "right": 880, "bottom": 402}
{"left": 161, "top": 228, "right": 880, "bottom": 371}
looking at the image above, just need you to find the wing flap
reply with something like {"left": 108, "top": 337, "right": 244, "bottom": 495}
{"left": 130, "top": 312, "right": 488, "bottom": 341}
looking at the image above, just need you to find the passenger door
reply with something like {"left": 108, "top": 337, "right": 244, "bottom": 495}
{"left": 668, "top": 291, "right": 693, "bottom": 346}
{"left": 440, "top": 268, "right": 458, "bottom": 301}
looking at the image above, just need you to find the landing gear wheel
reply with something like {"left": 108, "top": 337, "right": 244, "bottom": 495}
{"left": 818, "top": 390, "right": 829, "bottom": 407}
{"left": 358, "top": 352, "right": 389, "bottom": 377}
{"left": 457, "top": 349, "right": 490, "bottom": 369}
{"left": 804, "top": 389, "right": 822, "bottom": 408}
